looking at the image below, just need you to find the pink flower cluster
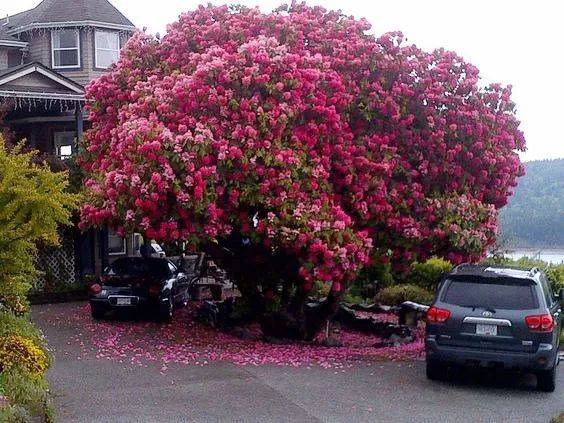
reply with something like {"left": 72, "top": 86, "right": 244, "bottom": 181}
{"left": 81, "top": 3, "right": 525, "bottom": 289}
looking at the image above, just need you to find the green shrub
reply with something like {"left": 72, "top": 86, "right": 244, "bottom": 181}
{"left": 0, "top": 312, "right": 53, "bottom": 421}
{"left": 357, "top": 261, "right": 395, "bottom": 289}
{"left": 546, "top": 265, "right": 564, "bottom": 292}
{"left": 311, "top": 281, "right": 331, "bottom": 300}
{"left": 406, "top": 257, "right": 452, "bottom": 290}
{"left": 0, "top": 312, "right": 45, "bottom": 346}
{"left": 0, "top": 404, "right": 32, "bottom": 423}
{"left": 343, "top": 292, "right": 366, "bottom": 305}
{"left": 344, "top": 260, "right": 395, "bottom": 304}
{"left": 0, "top": 335, "right": 50, "bottom": 376}
{"left": 375, "top": 284, "right": 434, "bottom": 306}
{"left": 0, "top": 367, "right": 53, "bottom": 422}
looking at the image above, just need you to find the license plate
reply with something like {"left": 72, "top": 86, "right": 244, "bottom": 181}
{"left": 116, "top": 297, "right": 131, "bottom": 306}
{"left": 476, "top": 324, "right": 497, "bottom": 336}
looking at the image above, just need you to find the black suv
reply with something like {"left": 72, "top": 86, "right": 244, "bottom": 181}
{"left": 425, "top": 264, "right": 563, "bottom": 391}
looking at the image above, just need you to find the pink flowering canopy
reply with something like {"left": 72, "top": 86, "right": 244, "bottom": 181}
{"left": 81, "top": 3, "right": 525, "bottom": 295}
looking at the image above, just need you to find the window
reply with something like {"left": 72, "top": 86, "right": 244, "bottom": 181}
{"left": 104, "top": 258, "right": 170, "bottom": 278}
{"left": 540, "top": 274, "right": 554, "bottom": 306}
{"left": 54, "top": 131, "right": 75, "bottom": 159}
{"left": 95, "top": 30, "right": 120, "bottom": 69}
{"left": 441, "top": 278, "right": 538, "bottom": 310}
{"left": 108, "top": 230, "right": 126, "bottom": 255}
{"left": 133, "top": 233, "right": 143, "bottom": 256}
{"left": 51, "top": 29, "right": 80, "bottom": 69}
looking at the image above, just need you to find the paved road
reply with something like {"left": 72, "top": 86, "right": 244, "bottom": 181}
{"left": 33, "top": 303, "right": 564, "bottom": 423}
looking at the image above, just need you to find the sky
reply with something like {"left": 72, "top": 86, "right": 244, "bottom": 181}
{"left": 5, "top": 0, "right": 564, "bottom": 161}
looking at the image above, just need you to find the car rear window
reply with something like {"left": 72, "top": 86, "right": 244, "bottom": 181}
{"left": 105, "top": 259, "right": 169, "bottom": 277}
{"left": 441, "top": 278, "right": 538, "bottom": 310}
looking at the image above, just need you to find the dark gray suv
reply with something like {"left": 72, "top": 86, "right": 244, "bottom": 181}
{"left": 425, "top": 264, "right": 563, "bottom": 392}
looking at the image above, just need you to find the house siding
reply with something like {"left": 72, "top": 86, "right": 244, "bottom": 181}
{"left": 3, "top": 73, "right": 69, "bottom": 91}
{"left": 22, "top": 28, "right": 130, "bottom": 87}
{"left": 0, "top": 49, "right": 8, "bottom": 70}
{"left": 7, "top": 49, "right": 23, "bottom": 67}
{"left": 25, "top": 31, "right": 51, "bottom": 65}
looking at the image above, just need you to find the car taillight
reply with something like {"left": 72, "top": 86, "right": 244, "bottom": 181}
{"left": 525, "top": 314, "right": 554, "bottom": 332}
{"left": 426, "top": 306, "right": 451, "bottom": 324}
{"left": 148, "top": 285, "right": 161, "bottom": 297}
{"left": 90, "top": 283, "right": 102, "bottom": 295}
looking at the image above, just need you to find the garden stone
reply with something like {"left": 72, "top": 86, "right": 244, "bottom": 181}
{"left": 263, "top": 336, "right": 289, "bottom": 345}
{"left": 230, "top": 327, "right": 256, "bottom": 340}
{"left": 321, "top": 336, "right": 343, "bottom": 347}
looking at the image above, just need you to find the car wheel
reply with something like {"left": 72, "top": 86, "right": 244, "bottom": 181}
{"left": 537, "top": 367, "right": 556, "bottom": 392}
{"left": 158, "top": 297, "right": 173, "bottom": 323}
{"left": 426, "top": 359, "right": 446, "bottom": 381}
{"left": 90, "top": 304, "right": 105, "bottom": 320}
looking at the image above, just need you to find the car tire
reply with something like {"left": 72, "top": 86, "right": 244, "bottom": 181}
{"left": 426, "top": 359, "right": 446, "bottom": 381}
{"left": 158, "top": 297, "right": 173, "bottom": 323}
{"left": 537, "top": 367, "right": 556, "bottom": 392}
{"left": 90, "top": 305, "right": 105, "bottom": 320}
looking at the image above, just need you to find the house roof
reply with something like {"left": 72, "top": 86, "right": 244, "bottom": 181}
{"left": 0, "top": 62, "right": 85, "bottom": 101}
{"left": 4, "top": 0, "right": 135, "bottom": 34}
{"left": 0, "top": 23, "right": 27, "bottom": 47}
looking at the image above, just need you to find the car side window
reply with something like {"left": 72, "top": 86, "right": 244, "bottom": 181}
{"left": 539, "top": 274, "right": 553, "bottom": 307}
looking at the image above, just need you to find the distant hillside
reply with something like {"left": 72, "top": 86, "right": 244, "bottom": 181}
{"left": 499, "top": 158, "right": 564, "bottom": 248}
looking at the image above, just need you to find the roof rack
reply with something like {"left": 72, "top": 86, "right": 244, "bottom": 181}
{"left": 452, "top": 263, "right": 476, "bottom": 273}
{"left": 528, "top": 267, "right": 540, "bottom": 277}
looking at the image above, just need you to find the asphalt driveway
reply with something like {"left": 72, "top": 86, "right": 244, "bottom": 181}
{"left": 32, "top": 302, "right": 564, "bottom": 423}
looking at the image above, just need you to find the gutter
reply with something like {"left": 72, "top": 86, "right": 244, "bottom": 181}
{"left": 7, "top": 20, "right": 136, "bottom": 35}
{"left": 0, "top": 39, "right": 28, "bottom": 48}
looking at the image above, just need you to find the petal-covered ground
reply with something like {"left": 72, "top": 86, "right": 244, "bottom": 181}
{"left": 41, "top": 301, "right": 424, "bottom": 370}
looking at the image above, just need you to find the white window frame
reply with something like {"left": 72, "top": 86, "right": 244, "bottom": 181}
{"left": 94, "top": 29, "right": 120, "bottom": 69}
{"left": 51, "top": 29, "right": 81, "bottom": 69}
{"left": 108, "top": 230, "right": 127, "bottom": 256}
{"left": 53, "top": 131, "right": 75, "bottom": 159}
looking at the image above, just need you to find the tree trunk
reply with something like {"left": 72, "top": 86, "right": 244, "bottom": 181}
{"left": 261, "top": 289, "right": 344, "bottom": 341}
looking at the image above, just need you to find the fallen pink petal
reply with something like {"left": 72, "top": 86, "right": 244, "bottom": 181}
{"left": 41, "top": 303, "right": 424, "bottom": 370}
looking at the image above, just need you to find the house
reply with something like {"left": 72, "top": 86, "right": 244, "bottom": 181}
{"left": 0, "top": 0, "right": 138, "bottom": 288}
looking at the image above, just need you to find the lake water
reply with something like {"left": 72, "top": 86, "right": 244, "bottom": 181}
{"left": 503, "top": 249, "right": 564, "bottom": 264}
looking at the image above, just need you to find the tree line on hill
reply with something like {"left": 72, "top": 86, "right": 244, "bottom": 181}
{"left": 499, "top": 158, "right": 564, "bottom": 248}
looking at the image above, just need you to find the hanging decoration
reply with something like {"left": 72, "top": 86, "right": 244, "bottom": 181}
{"left": 0, "top": 94, "right": 84, "bottom": 112}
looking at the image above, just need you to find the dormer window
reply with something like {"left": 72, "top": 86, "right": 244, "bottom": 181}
{"left": 95, "top": 30, "right": 120, "bottom": 69}
{"left": 51, "top": 29, "right": 80, "bottom": 69}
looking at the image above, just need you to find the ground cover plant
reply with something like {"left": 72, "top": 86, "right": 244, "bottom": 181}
{"left": 81, "top": 3, "right": 525, "bottom": 339}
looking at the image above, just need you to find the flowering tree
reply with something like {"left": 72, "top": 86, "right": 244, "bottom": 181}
{"left": 81, "top": 4, "right": 524, "bottom": 338}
